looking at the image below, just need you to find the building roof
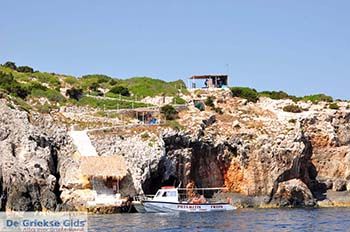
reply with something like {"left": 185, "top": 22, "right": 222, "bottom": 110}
{"left": 80, "top": 156, "right": 128, "bottom": 179}
{"left": 190, "top": 74, "right": 228, "bottom": 79}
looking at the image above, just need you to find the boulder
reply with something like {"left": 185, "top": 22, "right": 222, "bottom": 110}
{"left": 333, "top": 179, "right": 347, "bottom": 192}
{"left": 272, "top": 179, "right": 316, "bottom": 207}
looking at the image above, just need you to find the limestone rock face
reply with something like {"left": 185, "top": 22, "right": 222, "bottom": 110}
{"left": 0, "top": 99, "right": 73, "bottom": 211}
{"left": 3, "top": 90, "right": 350, "bottom": 210}
{"left": 90, "top": 130, "right": 165, "bottom": 195}
{"left": 168, "top": 95, "right": 350, "bottom": 206}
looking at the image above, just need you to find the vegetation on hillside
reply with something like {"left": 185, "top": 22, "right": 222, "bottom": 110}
{"left": 230, "top": 87, "right": 259, "bottom": 103}
{"left": 283, "top": 104, "right": 303, "bottom": 113}
{"left": 160, "top": 104, "right": 178, "bottom": 120}
{"left": 231, "top": 86, "right": 335, "bottom": 104}
{"left": 329, "top": 102, "right": 340, "bottom": 110}
{"left": 77, "top": 96, "right": 150, "bottom": 110}
{"left": 121, "top": 77, "right": 187, "bottom": 97}
{"left": 0, "top": 61, "right": 188, "bottom": 112}
{"left": 0, "top": 61, "right": 342, "bottom": 115}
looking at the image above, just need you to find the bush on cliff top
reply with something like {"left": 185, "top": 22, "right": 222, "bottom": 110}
{"left": 283, "top": 104, "right": 303, "bottom": 113}
{"left": 259, "top": 90, "right": 299, "bottom": 102}
{"left": 301, "top": 94, "right": 333, "bottom": 103}
{"left": 230, "top": 87, "right": 259, "bottom": 103}
{"left": 329, "top": 102, "right": 340, "bottom": 110}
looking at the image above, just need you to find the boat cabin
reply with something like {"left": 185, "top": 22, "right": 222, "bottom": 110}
{"left": 153, "top": 187, "right": 179, "bottom": 203}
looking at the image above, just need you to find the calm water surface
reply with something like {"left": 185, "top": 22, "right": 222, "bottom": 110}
{"left": 88, "top": 208, "right": 350, "bottom": 231}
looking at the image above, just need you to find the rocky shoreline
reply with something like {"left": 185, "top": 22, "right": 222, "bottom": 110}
{"left": 2, "top": 90, "right": 350, "bottom": 212}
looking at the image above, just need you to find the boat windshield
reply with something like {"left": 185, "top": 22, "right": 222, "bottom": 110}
{"left": 165, "top": 191, "right": 177, "bottom": 197}
{"left": 155, "top": 190, "right": 177, "bottom": 199}
{"left": 155, "top": 191, "right": 162, "bottom": 197}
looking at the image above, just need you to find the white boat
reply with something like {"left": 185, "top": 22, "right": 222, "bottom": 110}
{"left": 133, "top": 186, "right": 236, "bottom": 213}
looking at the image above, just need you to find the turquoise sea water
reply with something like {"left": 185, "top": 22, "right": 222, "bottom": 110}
{"left": 88, "top": 208, "right": 350, "bottom": 231}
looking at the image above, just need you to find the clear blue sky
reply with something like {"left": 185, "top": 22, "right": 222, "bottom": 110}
{"left": 1, "top": 1, "right": 350, "bottom": 99}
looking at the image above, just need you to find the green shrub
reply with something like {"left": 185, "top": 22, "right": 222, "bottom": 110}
{"left": 81, "top": 74, "right": 112, "bottom": 83}
{"left": 172, "top": 96, "right": 186, "bottom": 104}
{"left": 259, "top": 91, "right": 299, "bottom": 101}
{"left": 283, "top": 104, "right": 302, "bottom": 113}
{"left": 0, "top": 71, "right": 14, "bottom": 83}
{"left": 3, "top": 61, "right": 17, "bottom": 70}
{"left": 0, "top": 72, "right": 29, "bottom": 99}
{"left": 37, "top": 103, "right": 53, "bottom": 114}
{"left": 230, "top": 87, "right": 259, "bottom": 103}
{"left": 329, "top": 102, "right": 340, "bottom": 110}
{"left": 64, "top": 76, "right": 78, "bottom": 85}
{"left": 141, "top": 132, "right": 150, "bottom": 140}
{"left": 88, "top": 82, "right": 100, "bottom": 91}
{"left": 17, "top": 66, "right": 34, "bottom": 73}
{"left": 205, "top": 96, "right": 215, "bottom": 107}
{"left": 29, "top": 82, "right": 48, "bottom": 91}
{"left": 109, "top": 79, "right": 120, "bottom": 86}
{"left": 288, "top": 119, "right": 297, "bottom": 124}
{"left": 160, "top": 104, "right": 178, "bottom": 120}
{"left": 108, "top": 86, "right": 130, "bottom": 96}
{"left": 31, "top": 88, "right": 65, "bottom": 102}
{"left": 301, "top": 94, "right": 333, "bottom": 103}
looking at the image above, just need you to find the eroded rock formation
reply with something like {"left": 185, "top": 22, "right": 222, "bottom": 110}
{"left": 2, "top": 90, "right": 350, "bottom": 210}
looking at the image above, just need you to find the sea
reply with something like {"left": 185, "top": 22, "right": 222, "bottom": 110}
{"left": 88, "top": 208, "right": 350, "bottom": 231}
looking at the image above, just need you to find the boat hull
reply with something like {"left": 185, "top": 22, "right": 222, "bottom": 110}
{"left": 141, "top": 201, "right": 236, "bottom": 213}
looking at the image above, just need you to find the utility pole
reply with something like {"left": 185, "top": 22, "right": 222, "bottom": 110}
{"left": 226, "top": 63, "right": 230, "bottom": 86}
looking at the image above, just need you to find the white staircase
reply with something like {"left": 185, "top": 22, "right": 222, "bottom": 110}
{"left": 69, "top": 130, "right": 98, "bottom": 156}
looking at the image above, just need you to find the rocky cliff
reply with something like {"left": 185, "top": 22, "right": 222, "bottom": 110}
{"left": 1, "top": 90, "right": 350, "bottom": 211}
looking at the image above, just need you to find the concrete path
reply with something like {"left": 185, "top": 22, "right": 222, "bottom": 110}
{"left": 68, "top": 130, "right": 98, "bottom": 156}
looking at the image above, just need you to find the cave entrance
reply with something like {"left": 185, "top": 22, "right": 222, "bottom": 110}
{"left": 142, "top": 174, "right": 180, "bottom": 195}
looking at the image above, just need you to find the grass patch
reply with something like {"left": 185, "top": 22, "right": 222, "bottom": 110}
{"left": 30, "top": 88, "right": 65, "bottom": 103}
{"left": 165, "top": 120, "right": 184, "bottom": 130}
{"left": 301, "top": 94, "right": 333, "bottom": 103}
{"left": 94, "top": 111, "right": 120, "bottom": 118}
{"left": 12, "top": 97, "right": 32, "bottom": 112}
{"left": 77, "top": 96, "right": 150, "bottom": 110}
{"left": 122, "top": 77, "right": 187, "bottom": 97}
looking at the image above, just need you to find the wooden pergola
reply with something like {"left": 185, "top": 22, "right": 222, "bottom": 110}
{"left": 80, "top": 156, "right": 128, "bottom": 193}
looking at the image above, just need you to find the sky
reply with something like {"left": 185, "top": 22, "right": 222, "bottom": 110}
{"left": 1, "top": 1, "right": 350, "bottom": 99}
